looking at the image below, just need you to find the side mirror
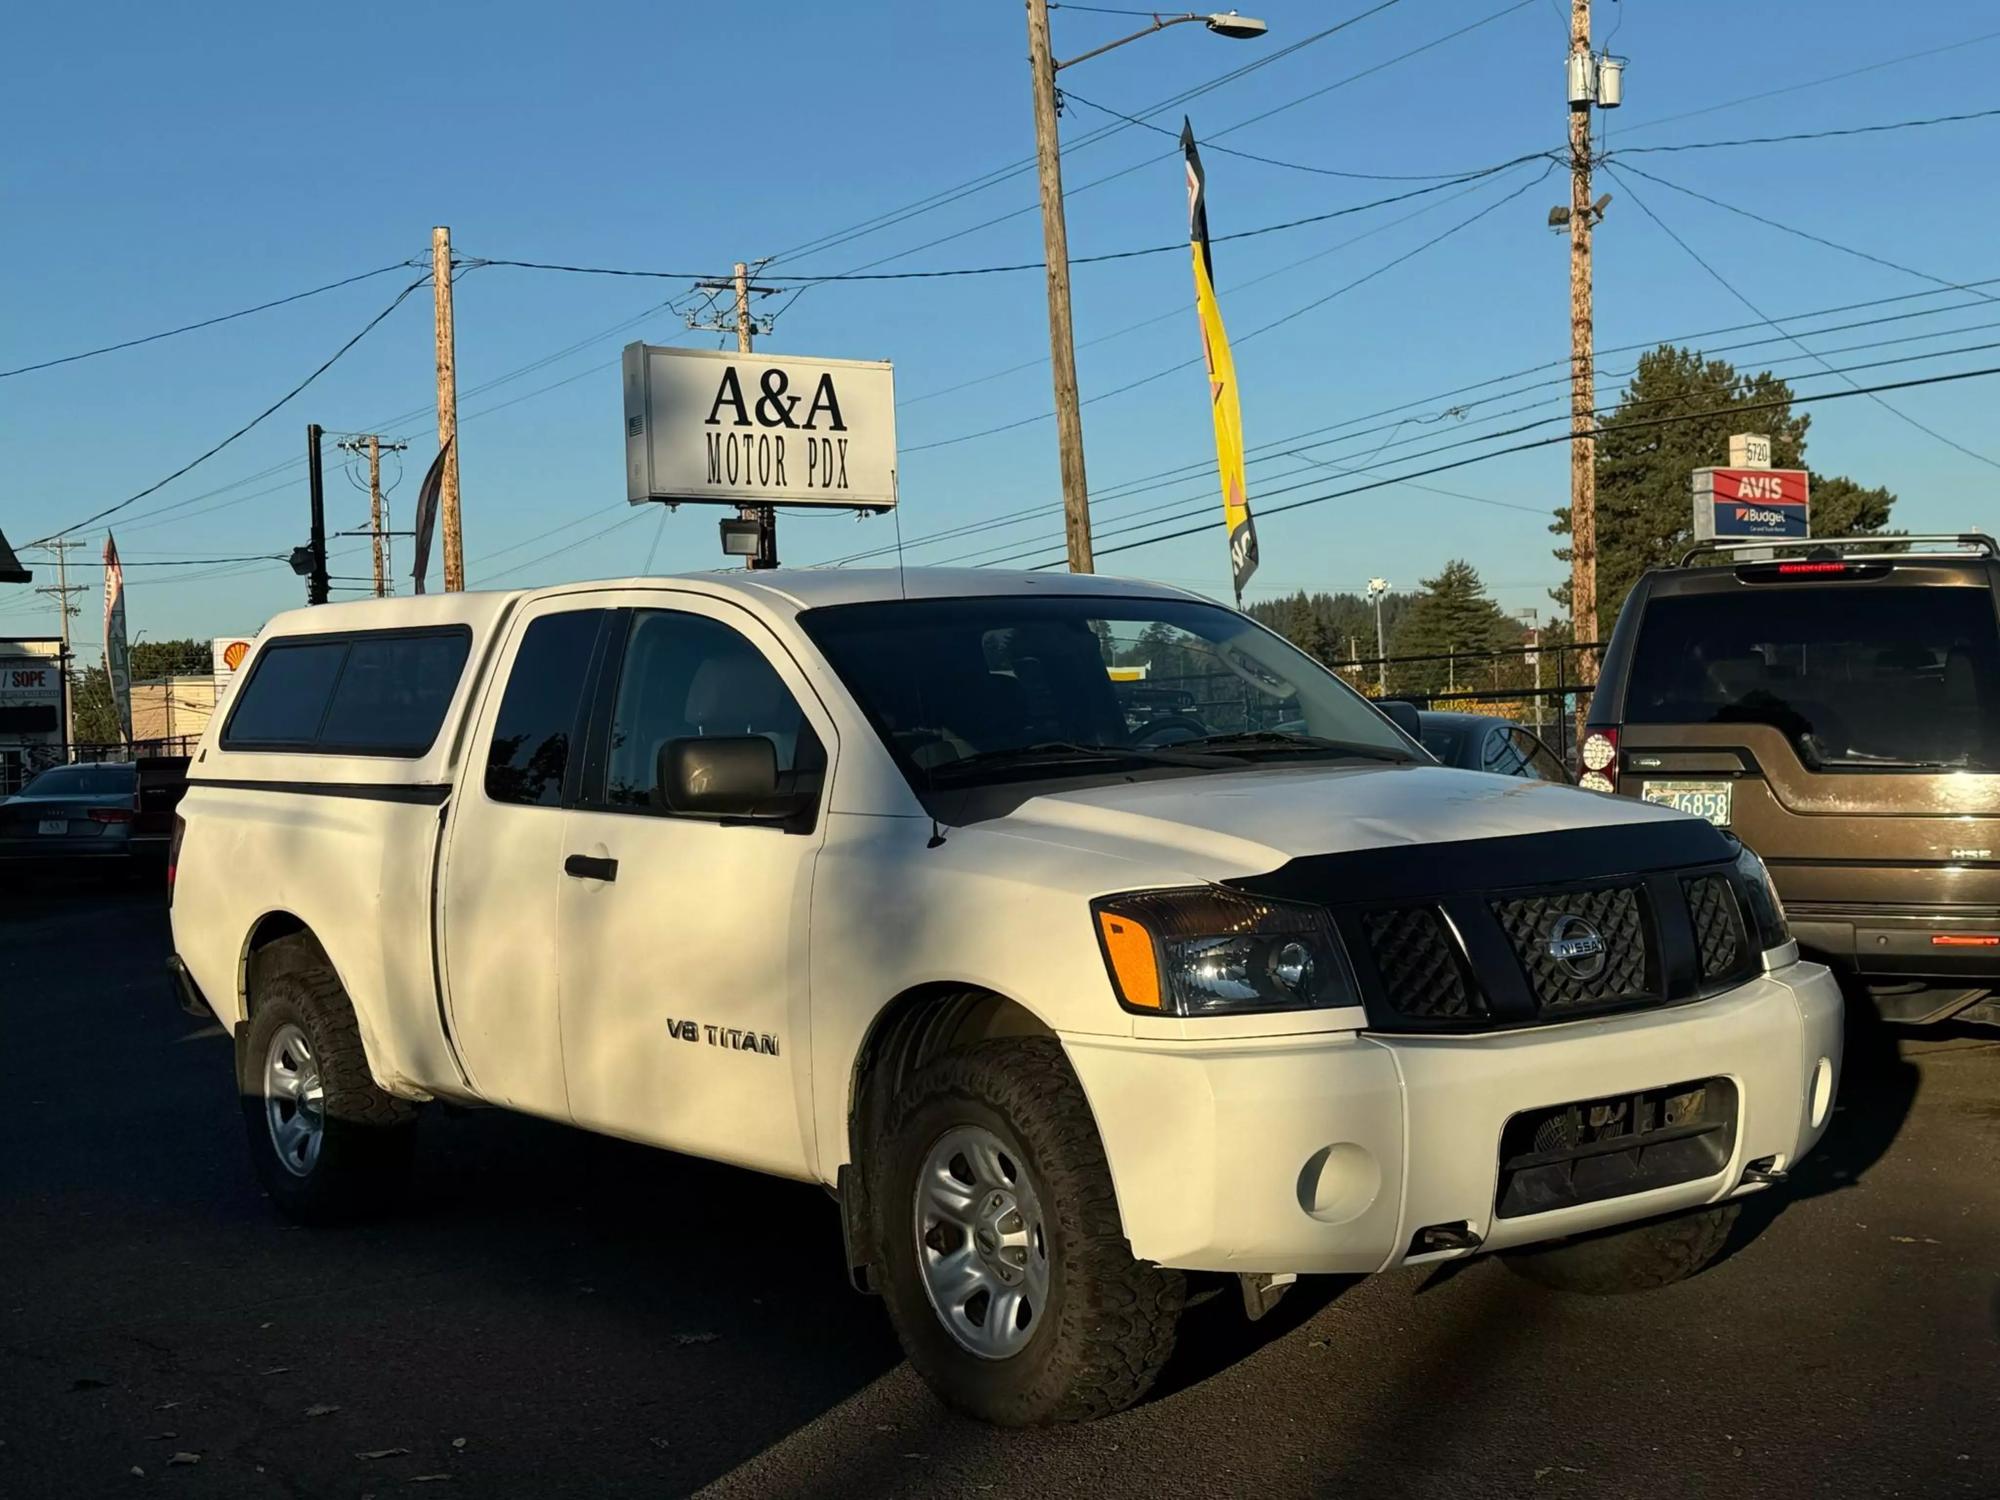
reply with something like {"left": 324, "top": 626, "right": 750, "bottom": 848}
{"left": 1377, "top": 699, "right": 1423, "bottom": 741}
{"left": 656, "top": 736, "right": 812, "bottom": 820}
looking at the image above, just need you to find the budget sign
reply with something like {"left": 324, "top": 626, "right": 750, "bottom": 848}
{"left": 623, "top": 344, "right": 897, "bottom": 511}
{"left": 1692, "top": 467, "right": 1810, "bottom": 541}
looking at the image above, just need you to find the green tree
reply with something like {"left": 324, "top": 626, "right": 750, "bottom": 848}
{"left": 1550, "top": 344, "right": 1897, "bottom": 632}
{"left": 71, "top": 664, "right": 118, "bottom": 743}
{"left": 131, "top": 637, "right": 212, "bottom": 678}
{"left": 1390, "top": 560, "right": 1520, "bottom": 695}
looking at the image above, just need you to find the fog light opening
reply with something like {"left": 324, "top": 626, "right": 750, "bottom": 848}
{"left": 1809, "top": 1055, "right": 1835, "bottom": 1129}
{"left": 1297, "top": 1142, "right": 1381, "bottom": 1225}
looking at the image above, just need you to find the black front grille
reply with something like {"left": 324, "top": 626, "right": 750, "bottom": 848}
{"left": 1495, "top": 1077, "right": 1739, "bottom": 1217}
{"left": 1684, "top": 873, "right": 1745, "bottom": 980}
{"left": 1491, "top": 883, "right": 1655, "bottom": 1013}
{"left": 1226, "top": 819, "right": 1763, "bottom": 1034}
{"left": 1361, "top": 907, "right": 1484, "bottom": 1020}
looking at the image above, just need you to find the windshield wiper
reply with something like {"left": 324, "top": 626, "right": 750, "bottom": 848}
{"left": 1173, "top": 730, "right": 1416, "bottom": 764}
{"left": 925, "top": 739, "right": 1237, "bottom": 782}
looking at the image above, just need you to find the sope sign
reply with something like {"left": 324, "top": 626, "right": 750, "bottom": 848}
{"left": 1692, "top": 466, "right": 1810, "bottom": 541}
{"left": 623, "top": 344, "right": 897, "bottom": 511}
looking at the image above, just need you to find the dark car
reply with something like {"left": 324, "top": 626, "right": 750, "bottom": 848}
{"left": 1411, "top": 709, "right": 1570, "bottom": 783}
{"left": 0, "top": 762, "right": 150, "bottom": 868}
{"left": 1584, "top": 533, "right": 2000, "bottom": 1027}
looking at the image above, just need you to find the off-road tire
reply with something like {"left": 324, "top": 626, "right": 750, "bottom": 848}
{"left": 871, "top": 1037, "right": 1183, "bottom": 1425}
{"left": 239, "top": 968, "right": 416, "bottom": 1225}
{"left": 1500, "top": 1202, "right": 1739, "bottom": 1295}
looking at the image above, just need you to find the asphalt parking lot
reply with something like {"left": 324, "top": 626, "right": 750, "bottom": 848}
{"left": 2, "top": 876, "right": 1995, "bottom": 1499}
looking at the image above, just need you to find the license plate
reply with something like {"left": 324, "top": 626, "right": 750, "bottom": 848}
{"left": 37, "top": 819, "right": 68, "bottom": 835}
{"left": 1642, "top": 780, "right": 1732, "bottom": 826}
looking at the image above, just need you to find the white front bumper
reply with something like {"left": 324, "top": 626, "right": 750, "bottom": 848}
{"left": 1062, "top": 960, "right": 1843, "bottom": 1275}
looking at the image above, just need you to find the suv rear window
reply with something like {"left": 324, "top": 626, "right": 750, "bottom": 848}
{"left": 223, "top": 628, "right": 471, "bottom": 755}
{"left": 1625, "top": 585, "right": 2000, "bottom": 771}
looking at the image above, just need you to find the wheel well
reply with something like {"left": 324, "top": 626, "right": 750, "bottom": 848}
{"left": 241, "top": 913, "right": 335, "bottom": 1017}
{"left": 839, "top": 985, "right": 1054, "bottom": 1292}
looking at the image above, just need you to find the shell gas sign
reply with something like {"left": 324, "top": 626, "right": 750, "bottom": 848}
{"left": 212, "top": 636, "right": 257, "bottom": 693}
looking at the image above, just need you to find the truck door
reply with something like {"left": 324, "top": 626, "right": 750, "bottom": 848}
{"left": 556, "top": 596, "right": 831, "bottom": 1179}
{"left": 438, "top": 602, "right": 610, "bottom": 1117}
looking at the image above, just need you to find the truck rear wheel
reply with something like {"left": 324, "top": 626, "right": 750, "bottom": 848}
{"left": 1499, "top": 1202, "right": 1739, "bottom": 1295}
{"left": 870, "top": 1037, "right": 1183, "bottom": 1425}
{"left": 239, "top": 968, "right": 416, "bottom": 1225}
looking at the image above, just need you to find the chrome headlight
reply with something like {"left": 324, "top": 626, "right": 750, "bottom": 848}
{"left": 1092, "top": 887, "right": 1355, "bottom": 1017}
{"left": 1733, "top": 843, "right": 1791, "bottom": 951}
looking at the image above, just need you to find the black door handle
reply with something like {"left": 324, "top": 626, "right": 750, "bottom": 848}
{"left": 564, "top": 853, "right": 618, "bottom": 882}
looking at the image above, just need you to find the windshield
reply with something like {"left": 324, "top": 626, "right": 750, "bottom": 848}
{"left": 798, "top": 593, "right": 1413, "bottom": 790}
{"left": 1625, "top": 585, "right": 2000, "bottom": 771}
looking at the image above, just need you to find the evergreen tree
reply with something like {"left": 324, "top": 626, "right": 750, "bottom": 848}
{"left": 1389, "top": 560, "right": 1519, "bottom": 695}
{"left": 1550, "top": 345, "right": 1896, "bottom": 631}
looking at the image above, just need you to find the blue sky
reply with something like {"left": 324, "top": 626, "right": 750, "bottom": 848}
{"left": 5, "top": 0, "right": 1998, "bottom": 655}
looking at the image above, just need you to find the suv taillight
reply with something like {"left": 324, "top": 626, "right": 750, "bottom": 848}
{"left": 167, "top": 814, "right": 186, "bottom": 905}
{"left": 1579, "top": 726, "right": 1619, "bottom": 793}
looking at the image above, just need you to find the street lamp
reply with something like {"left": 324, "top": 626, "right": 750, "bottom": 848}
{"left": 1367, "top": 578, "right": 1391, "bottom": 694}
{"left": 1026, "top": 3, "right": 1269, "bottom": 575}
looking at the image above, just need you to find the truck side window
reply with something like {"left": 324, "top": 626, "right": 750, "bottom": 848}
{"left": 485, "top": 610, "right": 606, "bottom": 807}
{"left": 603, "top": 611, "right": 821, "bottom": 811}
{"left": 223, "top": 641, "right": 348, "bottom": 747}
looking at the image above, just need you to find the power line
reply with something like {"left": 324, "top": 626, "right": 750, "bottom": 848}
{"left": 1014, "top": 363, "right": 2000, "bottom": 571}
{"left": 812, "top": 280, "right": 2000, "bottom": 569}
{"left": 0, "top": 260, "right": 421, "bottom": 380}
{"left": 764, "top": 1, "right": 1405, "bottom": 269}
{"left": 956, "top": 336, "right": 2000, "bottom": 569}
{"left": 1605, "top": 166, "right": 2000, "bottom": 472}
{"left": 26, "top": 274, "right": 431, "bottom": 547}
{"left": 1618, "top": 27, "right": 2000, "bottom": 136}
{"left": 1610, "top": 104, "right": 2000, "bottom": 155}
{"left": 899, "top": 161, "right": 1553, "bottom": 455}
{"left": 1600, "top": 161, "right": 2000, "bottom": 305}
{"left": 1058, "top": 88, "right": 1526, "bottom": 181}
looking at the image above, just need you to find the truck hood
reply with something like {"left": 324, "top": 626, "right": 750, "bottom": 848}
{"left": 980, "top": 762, "right": 1690, "bottom": 880}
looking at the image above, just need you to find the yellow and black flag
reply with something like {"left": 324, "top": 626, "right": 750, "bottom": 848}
{"left": 1183, "top": 116, "right": 1258, "bottom": 604}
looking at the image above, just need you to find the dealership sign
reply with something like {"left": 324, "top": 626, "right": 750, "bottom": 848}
{"left": 622, "top": 344, "right": 897, "bottom": 510}
{"left": 1692, "top": 466, "right": 1810, "bottom": 540}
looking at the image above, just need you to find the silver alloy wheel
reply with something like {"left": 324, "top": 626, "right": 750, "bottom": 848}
{"left": 263, "top": 1022, "right": 326, "bottom": 1178}
{"left": 914, "top": 1124, "right": 1051, "bottom": 1360}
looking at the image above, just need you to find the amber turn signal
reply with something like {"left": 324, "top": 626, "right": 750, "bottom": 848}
{"left": 1096, "top": 910, "right": 1162, "bottom": 1010}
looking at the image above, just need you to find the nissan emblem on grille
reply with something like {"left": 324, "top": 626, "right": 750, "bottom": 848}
{"left": 1545, "top": 915, "right": 1607, "bottom": 980}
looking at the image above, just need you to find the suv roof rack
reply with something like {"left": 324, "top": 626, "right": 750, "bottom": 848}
{"left": 1676, "top": 533, "right": 1999, "bottom": 567}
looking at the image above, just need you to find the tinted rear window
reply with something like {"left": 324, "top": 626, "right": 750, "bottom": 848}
{"left": 485, "top": 610, "right": 606, "bottom": 806}
{"left": 21, "top": 764, "right": 133, "bottom": 797}
{"left": 224, "top": 629, "right": 470, "bottom": 755}
{"left": 1625, "top": 585, "right": 2000, "bottom": 771}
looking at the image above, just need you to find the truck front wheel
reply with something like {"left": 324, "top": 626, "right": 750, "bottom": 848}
{"left": 1499, "top": 1202, "right": 1739, "bottom": 1295}
{"left": 239, "top": 969, "right": 416, "bottom": 1225}
{"left": 870, "top": 1037, "right": 1183, "bottom": 1425}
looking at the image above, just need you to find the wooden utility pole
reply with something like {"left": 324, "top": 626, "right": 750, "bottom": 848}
{"left": 336, "top": 434, "right": 409, "bottom": 598}
{"left": 432, "top": 226, "right": 464, "bottom": 591}
{"left": 733, "top": 261, "right": 778, "bottom": 570}
{"left": 1567, "top": 0, "right": 1597, "bottom": 687}
{"left": 367, "top": 435, "right": 384, "bottom": 597}
{"left": 33, "top": 538, "right": 82, "bottom": 749}
{"left": 1026, "top": 0, "right": 1093, "bottom": 574}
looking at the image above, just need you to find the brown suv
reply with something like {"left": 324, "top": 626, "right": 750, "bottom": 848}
{"left": 1584, "top": 534, "right": 2000, "bottom": 1027}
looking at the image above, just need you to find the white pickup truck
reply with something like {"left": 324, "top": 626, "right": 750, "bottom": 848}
{"left": 169, "top": 568, "right": 1843, "bottom": 1424}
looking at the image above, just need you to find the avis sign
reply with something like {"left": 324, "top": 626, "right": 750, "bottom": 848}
{"left": 622, "top": 344, "right": 896, "bottom": 510}
{"left": 1692, "top": 466, "right": 1810, "bottom": 541}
